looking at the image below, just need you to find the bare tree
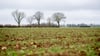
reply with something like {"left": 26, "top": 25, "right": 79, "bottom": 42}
{"left": 12, "top": 10, "right": 25, "bottom": 27}
{"left": 27, "top": 16, "right": 34, "bottom": 27}
{"left": 52, "top": 12, "right": 66, "bottom": 27}
{"left": 33, "top": 11, "right": 43, "bottom": 27}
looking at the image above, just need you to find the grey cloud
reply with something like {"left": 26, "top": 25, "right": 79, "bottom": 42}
{"left": 0, "top": 0, "right": 100, "bottom": 11}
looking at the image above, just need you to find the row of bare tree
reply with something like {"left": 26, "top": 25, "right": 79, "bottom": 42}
{"left": 12, "top": 10, "right": 66, "bottom": 27}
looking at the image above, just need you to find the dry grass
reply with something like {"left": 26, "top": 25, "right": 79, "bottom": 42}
{"left": 0, "top": 28, "right": 100, "bottom": 56}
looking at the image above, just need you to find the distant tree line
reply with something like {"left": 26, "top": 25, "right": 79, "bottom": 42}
{"left": 67, "top": 24, "right": 100, "bottom": 27}
{"left": 0, "top": 23, "right": 57, "bottom": 28}
{"left": 0, "top": 23, "right": 100, "bottom": 28}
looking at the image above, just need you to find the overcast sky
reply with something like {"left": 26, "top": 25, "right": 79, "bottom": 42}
{"left": 0, "top": 0, "right": 100, "bottom": 25}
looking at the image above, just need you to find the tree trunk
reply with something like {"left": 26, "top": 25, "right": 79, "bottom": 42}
{"left": 18, "top": 22, "right": 20, "bottom": 27}
{"left": 38, "top": 20, "right": 40, "bottom": 27}
{"left": 57, "top": 21, "right": 60, "bottom": 27}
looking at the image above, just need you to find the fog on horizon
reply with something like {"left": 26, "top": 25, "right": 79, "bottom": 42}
{"left": 0, "top": 0, "right": 100, "bottom": 25}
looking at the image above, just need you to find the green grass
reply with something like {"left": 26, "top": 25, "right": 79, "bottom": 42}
{"left": 0, "top": 28, "right": 100, "bottom": 56}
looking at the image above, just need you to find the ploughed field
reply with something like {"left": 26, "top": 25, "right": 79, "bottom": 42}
{"left": 0, "top": 28, "right": 100, "bottom": 56}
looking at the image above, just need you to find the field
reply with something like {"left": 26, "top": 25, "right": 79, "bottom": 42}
{"left": 0, "top": 28, "right": 100, "bottom": 56}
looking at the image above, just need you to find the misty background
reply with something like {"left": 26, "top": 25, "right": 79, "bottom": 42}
{"left": 0, "top": 0, "right": 100, "bottom": 25}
